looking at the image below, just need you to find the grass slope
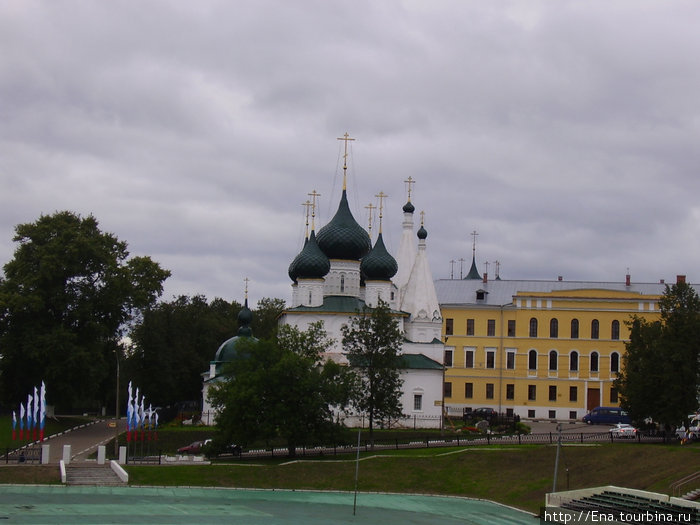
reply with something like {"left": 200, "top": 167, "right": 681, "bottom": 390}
{"left": 124, "top": 443, "right": 699, "bottom": 513}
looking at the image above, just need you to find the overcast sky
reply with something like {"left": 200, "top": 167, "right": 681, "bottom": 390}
{"left": 2, "top": 1, "right": 700, "bottom": 307}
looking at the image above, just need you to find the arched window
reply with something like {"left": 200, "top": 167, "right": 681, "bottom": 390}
{"left": 550, "top": 319, "right": 559, "bottom": 338}
{"left": 569, "top": 351, "right": 579, "bottom": 372}
{"left": 549, "top": 350, "right": 558, "bottom": 371}
{"left": 611, "top": 320, "right": 620, "bottom": 340}
{"left": 340, "top": 274, "right": 345, "bottom": 293}
{"left": 591, "top": 319, "right": 599, "bottom": 339}
{"left": 610, "top": 352, "right": 620, "bottom": 373}
{"left": 529, "top": 318, "right": 538, "bottom": 338}
{"left": 590, "top": 351, "right": 599, "bottom": 372}
{"left": 528, "top": 349, "right": 538, "bottom": 370}
{"left": 571, "top": 319, "right": 579, "bottom": 339}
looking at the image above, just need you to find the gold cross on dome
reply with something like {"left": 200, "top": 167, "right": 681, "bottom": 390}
{"left": 337, "top": 132, "right": 355, "bottom": 189}
{"left": 404, "top": 176, "right": 415, "bottom": 201}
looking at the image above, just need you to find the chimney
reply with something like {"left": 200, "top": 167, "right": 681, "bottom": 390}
{"left": 677, "top": 275, "right": 686, "bottom": 284}
{"left": 483, "top": 272, "right": 488, "bottom": 284}
{"left": 626, "top": 273, "right": 631, "bottom": 286}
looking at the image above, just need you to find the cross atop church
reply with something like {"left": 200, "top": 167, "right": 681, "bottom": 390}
{"left": 375, "top": 191, "right": 387, "bottom": 233}
{"left": 301, "top": 199, "right": 312, "bottom": 238}
{"left": 471, "top": 230, "right": 479, "bottom": 257}
{"left": 404, "top": 176, "right": 415, "bottom": 201}
{"left": 308, "top": 189, "right": 320, "bottom": 230}
{"left": 243, "top": 277, "right": 250, "bottom": 300}
{"left": 337, "top": 132, "right": 355, "bottom": 190}
{"left": 365, "top": 202, "right": 376, "bottom": 239}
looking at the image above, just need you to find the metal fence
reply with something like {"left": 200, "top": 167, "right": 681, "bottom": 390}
{"left": 220, "top": 430, "right": 675, "bottom": 461}
{"left": 2, "top": 445, "right": 42, "bottom": 464}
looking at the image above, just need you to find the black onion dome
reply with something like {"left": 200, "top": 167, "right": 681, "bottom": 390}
{"left": 294, "top": 230, "right": 330, "bottom": 279}
{"left": 287, "top": 237, "right": 307, "bottom": 282}
{"left": 417, "top": 224, "right": 427, "bottom": 240}
{"left": 317, "top": 189, "right": 371, "bottom": 260}
{"left": 361, "top": 232, "right": 398, "bottom": 280}
{"left": 403, "top": 200, "right": 415, "bottom": 213}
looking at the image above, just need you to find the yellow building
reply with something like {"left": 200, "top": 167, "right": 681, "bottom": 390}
{"left": 434, "top": 273, "right": 678, "bottom": 421}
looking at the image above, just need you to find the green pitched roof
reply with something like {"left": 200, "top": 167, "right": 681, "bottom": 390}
{"left": 399, "top": 353, "right": 443, "bottom": 370}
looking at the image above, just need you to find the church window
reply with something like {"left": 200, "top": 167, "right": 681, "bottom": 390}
{"left": 591, "top": 319, "right": 599, "bottom": 339}
{"left": 413, "top": 394, "right": 423, "bottom": 411}
{"left": 308, "top": 291, "right": 312, "bottom": 304}
{"left": 340, "top": 275, "right": 345, "bottom": 293}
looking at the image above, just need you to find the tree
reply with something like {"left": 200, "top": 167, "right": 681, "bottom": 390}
{"left": 615, "top": 281, "right": 700, "bottom": 428}
{"left": 208, "top": 322, "right": 354, "bottom": 456}
{"left": 341, "top": 299, "right": 404, "bottom": 445}
{"left": 0, "top": 211, "right": 170, "bottom": 411}
{"left": 125, "top": 295, "right": 242, "bottom": 408}
{"left": 251, "top": 297, "right": 286, "bottom": 340}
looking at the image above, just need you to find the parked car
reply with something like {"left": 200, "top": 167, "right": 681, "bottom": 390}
{"left": 609, "top": 423, "right": 637, "bottom": 438}
{"left": 177, "top": 439, "right": 211, "bottom": 454}
{"left": 464, "top": 407, "right": 498, "bottom": 421}
{"left": 582, "top": 406, "right": 631, "bottom": 425}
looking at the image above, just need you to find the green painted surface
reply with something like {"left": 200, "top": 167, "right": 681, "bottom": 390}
{"left": 0, "top": 485, "right": 534, "bottom": 524}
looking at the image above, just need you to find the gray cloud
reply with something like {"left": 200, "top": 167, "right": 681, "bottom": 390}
{"left": 2, "top": 0, "right": 700, "bottom": 306}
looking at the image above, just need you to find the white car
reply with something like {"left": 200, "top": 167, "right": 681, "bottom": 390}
{"left": 609, "top": 423, "right": 637, "bottom": 438}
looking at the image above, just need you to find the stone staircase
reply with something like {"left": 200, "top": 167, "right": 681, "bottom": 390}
{"left": 682, "top": 488, "right": 700, "bottom": 501}
{"left": 65, "top": 464, "right": 126, "bottom": 486}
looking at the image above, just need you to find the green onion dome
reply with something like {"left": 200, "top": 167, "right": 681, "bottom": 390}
{"left": 214, "top": 300, "right": 254, "bottom": 362}
{"left": 403, "top": 200, "right": 415, "bottom": 213}
{"left": 287, "top": 230, "right": 330, "bottom": 282}
{"left": 317, "top": 189, "right": 371, "bottom": 260}
{"left": 360, "top": 232, "right": 398, "bottom": 280}
{"left": 417, "top": 224, "right": 427, "bottom": 240}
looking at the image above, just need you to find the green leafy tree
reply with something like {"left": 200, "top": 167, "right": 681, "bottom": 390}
{"left": 341, "top": 299, "right": 404, "bottom": 445}
{"left": 0, "top": 211, "right": 170, "bottom": 411}
{"left": 252, "top": 297, "right": 286, "bottom": 340}
{"left": 208, "top": 322, "right": 354, "bottom": 456}
{"left": 616, "top": 281, "right": 700, "bottom": 428}
{"left": 125, "top": 295, "right": 242, "bottom": 408}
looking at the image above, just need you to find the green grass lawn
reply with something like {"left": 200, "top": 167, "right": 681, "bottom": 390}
{"left": 124, "top": 443, "right": 699, "bottom": 514}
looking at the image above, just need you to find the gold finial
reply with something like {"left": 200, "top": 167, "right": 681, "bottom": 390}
{"left": 375, "top": 191, "right": 387, "bottom": 233}
{"left": 337, "top": 132, "right": 355, "bottom": 190}
{"left": 365, "top": 202, "right": 376, "bottom": 240}
{"left": 302, "top": 200, "right": 312, "bottom": 239}
{"left": 449, "top": 259, "right": 456, "bottom": 279}
{"left": 404, "top": 176, "right": 415, "bottom": 202}
{"left": 243, "top": 277, "right": 250, "bottom": 301}
{"left": 420, "top": 210, "right": 425, "bottom": 227}
{"left": 459, "top": 257, "right": 465, "bottom": 279}
{"left": 308, "top": 190, "right": 321, "bottom": 231}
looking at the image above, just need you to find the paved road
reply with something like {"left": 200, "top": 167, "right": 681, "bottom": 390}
{"left": 40, "top": 418, "right": 127, "bottom": 464}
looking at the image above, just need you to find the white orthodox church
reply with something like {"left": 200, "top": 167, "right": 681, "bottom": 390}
{"left": 203, "top": 139, "right": 445, "bottom": 428}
